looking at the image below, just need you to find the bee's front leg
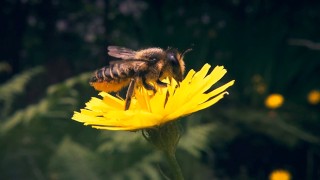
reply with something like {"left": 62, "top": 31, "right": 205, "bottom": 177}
{"left": 142, "top": 76, "right": 156, "bottom": 93}
{"left": 125, "top": 78, "right": 136, "bottom": 110}
{"left": 156, "top": 79, "right": 167, "bottom": 87}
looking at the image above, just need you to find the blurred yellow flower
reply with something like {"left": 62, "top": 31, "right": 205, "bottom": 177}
{"left": 307, "top": 90, "right": 320, "bottom": 105}
{"left": 269, "top": 169, "right": 291, "bottom": 180}
{"left": 265, "top": 93, "right": 284, "bottom": 109}
{"left": 72, "top": 63, "right": 235, "bottom": 131}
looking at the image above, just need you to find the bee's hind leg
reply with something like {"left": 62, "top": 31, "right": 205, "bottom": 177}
{"left": 125, "top": 78, "right": 136, "bottom": 110}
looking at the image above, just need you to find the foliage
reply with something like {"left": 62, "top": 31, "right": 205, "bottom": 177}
{"left": 0, "top": 66, "right": 44, "bottom": 117}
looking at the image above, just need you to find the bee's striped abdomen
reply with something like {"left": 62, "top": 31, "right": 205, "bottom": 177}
{"left": 94, "top": 67, "right": 106, "bottom": 82}
{"left": 89, "top": 64, "right": 135, "bottom": 93}
{"left": 90, "top": 67, "right": 115, "bottom": 83}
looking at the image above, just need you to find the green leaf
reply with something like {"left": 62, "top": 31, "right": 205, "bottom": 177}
{"left": 48, "top": 137, "right": 103, "bottom": 180}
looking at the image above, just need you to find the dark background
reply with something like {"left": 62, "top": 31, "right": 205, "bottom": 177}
{"left": 1, "top": 0, "right": 319, "bottom": 179}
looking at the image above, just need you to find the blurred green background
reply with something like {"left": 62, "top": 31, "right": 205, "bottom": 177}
{"left": 1, "top": 0, "right": 319, "bottom": 179}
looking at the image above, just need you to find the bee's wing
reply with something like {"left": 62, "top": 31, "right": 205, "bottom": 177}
{"left": 108, "top": 46, "right": 137, "bottom": 60}
{"left": 109, "top": 59, "right": 149, "bottom": 73}
{"left": 109, "top": 59, "right": 148, "bottom": 65}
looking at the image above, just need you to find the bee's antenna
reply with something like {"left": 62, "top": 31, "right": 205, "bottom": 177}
{"left": 181, "top": 48, "right": 192, "bottom": 59}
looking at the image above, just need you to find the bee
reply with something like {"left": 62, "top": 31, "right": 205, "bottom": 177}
{"left": 89, "top": 46, "right": 190, "bottom": 110}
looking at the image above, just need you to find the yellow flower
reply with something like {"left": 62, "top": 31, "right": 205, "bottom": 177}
{"left": 269, "top": 169, "right": 291, "bottom": 180}
{"left": 307, "top": 90, "right": 320, "bottom": 105}
{"left": 265, "top": 93, "right": 284, "bottom": 109}
{"left": 72, "top": 63, "right": 235, "bottom": 131}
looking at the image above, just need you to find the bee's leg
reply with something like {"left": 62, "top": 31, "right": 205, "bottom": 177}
{"left": 125, "top": 78, "right": 135, "bottom": 110}
{"left": 164, "top": 91, "right": 170, "bottom": 107}
{"left": 116, "top": 92, "right": 124, "bottom": 100}
{"left": 142, "top": 76, "right": 156, "bottom": 93}
{"left": 156, "top": 79, "right": 167, "bottom": 87}
{"left": 176, "top": 81, "right": 180, "bottom": 87}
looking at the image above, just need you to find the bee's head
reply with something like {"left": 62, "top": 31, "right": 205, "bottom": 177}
{"left": 166, "top": 48, "right": 191, "bottom": 82}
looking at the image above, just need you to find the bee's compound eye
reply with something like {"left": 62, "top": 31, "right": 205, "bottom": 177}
{"left": 167, "top": 53, "right": 178, "bottom": 64}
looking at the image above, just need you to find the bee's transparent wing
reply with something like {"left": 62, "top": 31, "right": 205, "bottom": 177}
{"left": 108, "top": 46, "right": 137, "bottom": 60}
{"left": 108, "top": 59, "right": 148, "bottom": 73}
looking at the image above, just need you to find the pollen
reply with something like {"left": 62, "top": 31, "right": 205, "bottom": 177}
{"left": 90, "top": 79, "right": 130, "bottom": 92}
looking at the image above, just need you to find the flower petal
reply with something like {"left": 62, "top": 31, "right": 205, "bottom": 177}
{"left": 100, "top": 92, "right": 124, "bottom": 109}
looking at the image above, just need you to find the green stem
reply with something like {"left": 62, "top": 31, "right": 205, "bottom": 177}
{"left": 164, "top": 151, "right": 184, "bottom": 180}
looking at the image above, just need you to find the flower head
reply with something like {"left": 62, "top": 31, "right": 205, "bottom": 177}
{"left": 269, "top": 169, "right": 291, "bottom": 180}
{"left": 265, "top": 93, "right": 284, "bottom": 109}
{"left": 307, "top": 90, "right": 320, "bottom": 105}
{"left": 72, "top": 63, "right": 235, "bottom": 131}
